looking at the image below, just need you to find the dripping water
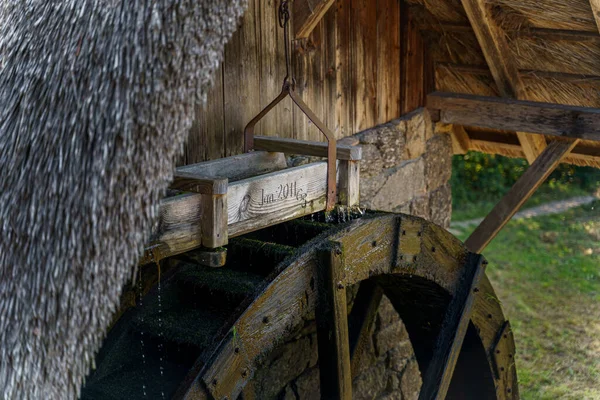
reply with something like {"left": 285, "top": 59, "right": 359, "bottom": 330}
{"left": 155, "top": 259, "right": 166, "bottom": 400}
{"left": 138, "top": 267, "right": 148, "bottom": 398}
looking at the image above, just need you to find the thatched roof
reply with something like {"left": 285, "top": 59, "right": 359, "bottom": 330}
{"left": 410, "top": 0, "right": 600, "bottom": 167}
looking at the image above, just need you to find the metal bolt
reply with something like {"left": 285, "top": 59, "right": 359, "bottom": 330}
{"left": 431, "top": 246, "right": 436, "bottom": 252}
{"left": 496, "top": 350, "right": 500, "bottom": 354}
{"left": 337, "top": 282, "right": 344, "bottom": 290}
{"left": 212, "top": 379, "right": 218, "bottom": 386}
{"left": 263, "top": 316, "right": 270, "bottom": 324}
{"left": 473, "top": 288, "right": 480, "bottom": 293}
{"left": 241, "top": 369, "right": 248, "bottom": 378}
{"left": 335, "top": 247, "right": 342, "bottom": 256}
{"left": 234, "top": 347, "right": 240, "bottom": 354}
{"left": 371, "top": 241, "right": 377, "bottom": 247}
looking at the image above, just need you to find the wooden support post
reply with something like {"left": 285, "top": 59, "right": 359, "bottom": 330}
{"left": 348, "top": 281, "right": 383, "bottom": 377}
{"left": 419, "top": 254, "right": 487, "bottom": 400}
{"left": 316, "top": 242, "right": 352, "bottom": 400}
{"left": 338, "top": 160, "right": 360, "bottom": 207}
{"left": 460, "top": 0, "right": 547, "bottom": 164}
{"left": 436, "top": 123, "right": 471, "bottom": 155}
{"left": 201, "top": 194, "right": 228, "bottom": 248}
{"left": 465, "top": 140, "right": 579, "bottom": 254}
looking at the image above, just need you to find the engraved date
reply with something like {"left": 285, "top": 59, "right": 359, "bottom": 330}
{"left": 260, "top": 181, "right": 308, "bottom": 207}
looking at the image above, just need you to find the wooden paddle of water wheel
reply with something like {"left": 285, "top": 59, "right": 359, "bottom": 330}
{"left": 80, "top": 132, "right": 518, "bottom": 400}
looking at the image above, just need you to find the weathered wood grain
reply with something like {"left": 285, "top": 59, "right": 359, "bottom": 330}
{"left": 436, "top": 123, "right": 471, "bottom": 155}
{"left": 376, "top": 0, "right": 401, "bottom": 124}
{"left": 293, "top": 0, "right": 336, "bottom": 39}
{"left": 465, "top": 140, "right": 579, "bottom": 253}
{"left": 202, "top": 193, "right": 228, "bottom": 248}
{"left": 227, "top": 162, "right": 330, "bottom": 236}
{"left": 419, "top": 254, "right": 486, "bottom": 400}
{"left": 352, "top": 0, "right": 378, "bottom": 131}
{"left": 338, "top": 160, "right": 360, "bottom": 206}
{"left": 316, "top": 242, "right": 353, "bottom": 400}
{"left": 171, "top": 173, "right": 228, "bottom": 195}
{"left": 401, "top": 5, "right": 426, "bottom": 114}
{"left": 254, "top": 135, "right": 361, "bottom": 160}
{"left": 177, "top": 152, "right": 287, "bottom": 182}
{"left": 428, "top": 92, "right": 600, "bottom": 141}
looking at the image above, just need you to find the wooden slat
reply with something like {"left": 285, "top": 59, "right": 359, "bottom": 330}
{"left": 419, "top": 254, "right": 486, "bottom": 400}
{"left": 316, "top": 242, "right": 353, "bottom": 400}
{"left": 293, "top": 0, "right": 336, "bottom": 39}
{"left": 335, "top": 0, "right": 354, "bottom": 138}
{"left": 465, "top": 140, "right": 579, "bottom": 254}
{"left": 223, "top": 1, "right": 260, "bottom": 156}
{"left": 185, "top": 66, "right": 225, "bottom": 164}
{"left": 376, "top": 0, "right": 401, "bottom": 124}
{"left": 427, "top": 92, "right": 600, "bottom": 142}
{"left": 177, "top": 152, "right": 287, "bottom": 182}
{"left": 254, "top": 136, "right": 362, "bottom": 160}
{"left": 400, "top": 5, "right": 426, "bottom": 114}
{"left": 591, "top": 0, "right": 600, "bottom": 34}
{"left": 460, "top": 0, "right": 547, "bottom": 163}
{"left": 351, "top": 0, "right": 378, "bottom": 132}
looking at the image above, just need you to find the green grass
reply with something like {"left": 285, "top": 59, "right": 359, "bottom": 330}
{"left": 454, "top": 201, "right": 600, "bottom": 399}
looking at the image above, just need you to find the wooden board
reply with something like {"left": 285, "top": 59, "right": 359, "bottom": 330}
{"left": 427, "top": 92, "right": 600, "bottom": 141}
{"left": 419, "top": 254, "right": 486, "bottom": 400}
{"left": 316, "top": 242, "right": 353, "bottom": 400}
{"left": 177, "top": 151, "right": 287, "bottom": 182}
{"left": 254, "top": 136, "right": 362, "bottom": 160}
{"left": 227, "top": 162, "right": 331, "bottom": 236}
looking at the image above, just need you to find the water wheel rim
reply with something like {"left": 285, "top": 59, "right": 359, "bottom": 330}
{"left": 177, "top": 213, "right": 518, "bottom": 400}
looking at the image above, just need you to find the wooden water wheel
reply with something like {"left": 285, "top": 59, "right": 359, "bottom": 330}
{"left": 81, "top": 211, "right": 518, "bottom": 399}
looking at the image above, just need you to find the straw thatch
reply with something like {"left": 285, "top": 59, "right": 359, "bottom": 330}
{"left": 0, "top": 1, "right": 246, "bottom": 399}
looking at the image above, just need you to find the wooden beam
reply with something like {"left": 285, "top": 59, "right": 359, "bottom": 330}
{"left": 436, "top": 123, "right": 471, "bottom": 154}
{"left": 591, "top": 0, "right": 600, "bottom": 33}
{"left": 293, "top": 0, "right": 336, "bottom": 39}
{"left": 465, "top": 140, "right": 579, "bottom": 254}
{"left": 316, "top": 242, "right": 353, "bottom": 400}
{"left": 253, "top": 136, "right": 362, "bottom": 160}
{"left": 427, "top": 92, "right": 600, "bottom": 142}
{"left": 419, "top": 254, "right": 486, "bottom": 400}
{"left": 460, "top": 0, "right": 547, "bottom": 163}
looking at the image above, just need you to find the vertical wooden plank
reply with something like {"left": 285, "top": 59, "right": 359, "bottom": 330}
{"left": 376, "top": 0, "right": 401, "bottom": 124}
{"left": 223, "top": 0, "right": 261, "bottom": 156}
{"left": 316, "top": 242, "right": 353, "bottom": 400}
{"left": 338, "top": 160, "right": 360, "bottom": 206}
{"left": 351, "top": 0, "right": 378, "bottom": 132}
{"left": 323, "top": 7, "right": 339, "bottom": 138}
{"left": 419, "top": 254, "right": 486, "bottom": 400}
{"left": 400, "top": 4, "right": 425, "bottom": 114}
{"left": 335, "top": 0, "right": 354, "bottom": 138}
{"left": 185, "top": 66, "right": 226, "bottom": 164}
{"left": 201, "top": 194, "right": 228, "bottom": 248}
{"left": 292, "top": 21, "right": 326, "bottom": 142}
{"left": 258, "top": 0, "right": 294, "bottom": 138}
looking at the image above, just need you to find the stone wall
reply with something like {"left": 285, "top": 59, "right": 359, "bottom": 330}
{"left": 247, "top": 109, "right": 453, "bottom": 400}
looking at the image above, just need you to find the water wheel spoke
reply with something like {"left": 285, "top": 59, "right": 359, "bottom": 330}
{"left": 315, "top": 242, "right": 353, "bottom": 400}
{"left": 348, "top": 280, "right": 384, "bottom": 376}
{"left": 419, "top": 254, "right": 487, "bottom": 400}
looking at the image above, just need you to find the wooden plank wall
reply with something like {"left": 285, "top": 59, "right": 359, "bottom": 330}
{"left": 181, "top": 0, "right": 403, "bottom": 165}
